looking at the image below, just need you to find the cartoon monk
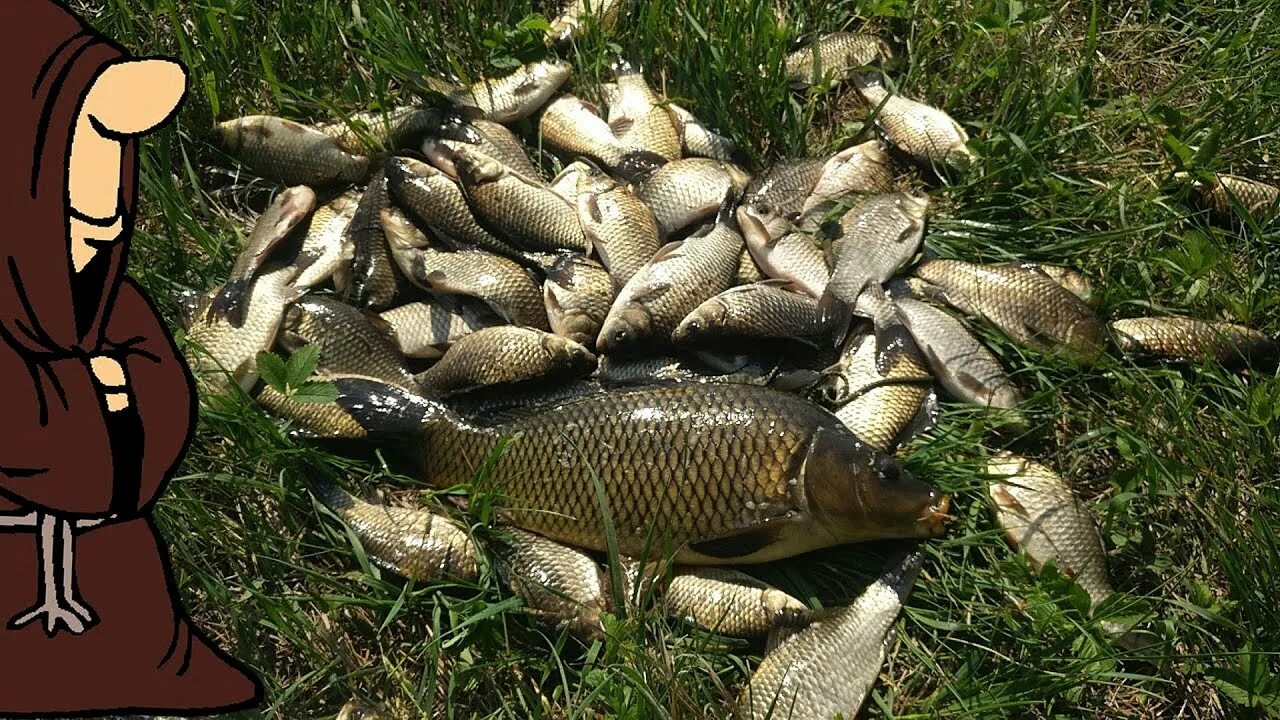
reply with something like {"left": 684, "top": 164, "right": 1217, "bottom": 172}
{"left": 0, "top": 0, "right": 261, "bottom": 714}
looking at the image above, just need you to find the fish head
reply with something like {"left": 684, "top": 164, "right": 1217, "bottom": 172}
{"left": 672, "top": 299, "right": 730, "bottom": 345}
{"left": 450, "top": 146, "right": 505, "bottom": 187}
{"left": 210, "top": 117, "right": 251, "bottom": 153}
{"left": 597, "top": 304, "right": 653, "bottom": 354}
{"left": 896, "top": 192, "right": 931, "bottom": 221}
{"left": 533, "top": 58, "right": 575, "bottom": 87}
{"left": 541, "top": 332, "right": 597, "bottom": 372}
{"left": 737, "top": 202, "right": 791, "bottom": 247}
{"left": 804, "top": 429, "right": 949, "bottom": 540}
{"left": 378, "top": 207, "right": 430, "bottom": 250}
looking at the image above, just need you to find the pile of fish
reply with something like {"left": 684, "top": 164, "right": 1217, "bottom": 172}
{"left": 178, "top": 6, "right": 1278, "bottom": 718}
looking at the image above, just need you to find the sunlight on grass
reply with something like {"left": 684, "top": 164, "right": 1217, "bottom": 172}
{"left": 85, "top": 0, "right": 1280, "bottom": 717}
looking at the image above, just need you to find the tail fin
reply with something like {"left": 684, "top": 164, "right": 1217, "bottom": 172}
{"left": 716, "top": 186, "right": 743, "bottom": 231}
{"left": 612, "top": 149, "right": 668, "bottom": 186}
{"left": 877, "top": 548, "right": 924, "bottom": 602}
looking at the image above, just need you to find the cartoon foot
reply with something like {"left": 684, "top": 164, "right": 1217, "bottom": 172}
{"left": 8, "top": 598, "right": 94, "bottom": 636}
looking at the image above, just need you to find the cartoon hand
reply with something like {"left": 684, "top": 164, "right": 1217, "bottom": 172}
{"left": 90, "top": 355, "right": 129, "bottom": 412}
{"left": 70, "top": 58, "right": 188, "bottom": 273}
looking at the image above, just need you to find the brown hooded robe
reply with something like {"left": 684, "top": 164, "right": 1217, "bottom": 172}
{"left": 0, "top": 1, "right": 261, "bottom": 714}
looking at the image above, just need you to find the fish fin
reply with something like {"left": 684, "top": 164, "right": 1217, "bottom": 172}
{"left": 689, "top": 521, "right": 791, "bottom": 560}
{"left": 989, "top": 484, "right": 1030, "bottom": 517}
{"left": 360, "top": 309, "right": 398, "bottom": 339}
{"left": 877, "top": 549, "right": 925, "bottom": 601}
{"left": 627, "top": 280, "right": 673, "bottom": 304}
{"left": 762, "top": 610, "right": 814, "bottom": 656}
{"left": 607, "top": 113, "right": 636, "bottom": 138}
{"left": 817, "top": 290, "right": 854, "bottom": 341}
{"left": 716, "top": 185, "right": 743, "bottom": 230}
{"left": 872, "top": 318, "right": 914, "bottom": 375}
{"left": 649, "top": 240, "right": 687, "bottom": 263}
{"left": 892, "top": 389, "right": 939, "bottom": 449}
{"left": 206, "top": 278, "right": 251, "bottom": 329}
{"left": 613, "top": 150, "right": 667, "bottom": 186}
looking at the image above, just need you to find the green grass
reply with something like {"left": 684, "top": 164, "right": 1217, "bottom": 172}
{"left": 81, "top": 0, "right": 1280, "bottom": 717}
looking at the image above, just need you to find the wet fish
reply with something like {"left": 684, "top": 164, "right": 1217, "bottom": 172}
{"left": 674, "top": 281, "right": 833, "bottom": 349}
{"left": 280, "top": 295, "right": 418, "bottom": 391}
{"left": 1019, "top": 263, "right": 1098, "bottom": 309}
{"left": 185, "top": 265, "right": 303, "bottom": 391}
{"left": 742, "top": 552, "right": 922, "bottom": 720}
{"left": 549, "top": 160, "right": 596, "bottom": 203}
{"left": 891, "top": 291, "right": 1023, "bottom": 409}
{"left": 415, "top": 326, "right": 596, "bottom": 395}
{"left": 546, "top": 0, "right": 628, "bottom": 45}
{"left": 856, "top": 75, "right": 974, "bottom": 164}
{"left": 495, "top": 527, "right": 610, "bottom": 640}
{"left": 599, "top": 199, "right": 745, "bottom": 353}
{"left": 345, "top": 169, "right": 402, "bottom": 310}
{"left": 668, "top": 103, "right": 737, "bottom": 161}
{"left": 803, "top": 140, "right": 895, "bottom": 213}
{"left": 735, "top": 248, "right": 767, "bottom": 285}
{"left": 636, "top": 158, "right": 751, "bottom": 238}
{"left": 595, "top": 353, "right": 820, "bottom": 392}
{"left": 311, "top": 479, "right": 480, "bottom": 583}
{"left": 427, "top": 114, "right": 543, "bottom": 182}
{"left": 608, "top": 59, "right": 681, "bottom": 161}
{"left": 814, "top": 331, "right": 936, "bottom": 451}
{"left": 1110, "top": 316, "right": 1277, "bottom": 367}
{"left": 385, "top": 156, "right": 532, "bottom": 263}
{"left": 209, "top": 185, "right": 317, "bottom": 326}
{"left": 317, "top": 106, "right": 440, "bottom": 155}
{"left": 663, "top": 567, "right": 808, "bottom": 638}
{"left": 740, "top": 204, "right": 832, "bottom": 298}
{"left": 576, "top": 172, "right": 663, "bottom": 285}
{"left": 743, "top": 157, "right": 825, "bottom": 221}
{"left": 436, "top": 59, "right": 572, "bottom": 123}
{"left": 381, "top": 207, "right": 549, "bottom": 329}
{"left": 254, "top": 380, "right": 368, "bottom": 439}
{"left": 912, "top": 259, "right": 1105, "bottom": 364}
{"left": 1183, "top": 172, "right": 1279, "bottom": 222}
{"left": 987, "top": 454, "right": 1113, "bottom": 605}
{"left": 540, "top": 95, "right": 630, "bottom": 168}
{"left": 785, "top": 32, "right": 894, "bottom": 88}
{"left": 823, "top": 192, "right": 928, "bottom": 316}
{"left": 452, "top": 146, "right": 590, "bottom": 254}
{"left": 377, "top": 299, "right": 499, "bottom": 360}
{"left": 295, "top": 190, "right": 359, "bottom": 291}
{"left": 544, "top": 254, "right": 616, "bottom": 348}
{"left": 336, "top": 382, "right": 949, "bottom": 564}
{"left": 211, "top": 115, "right": 371, "bottom": 186}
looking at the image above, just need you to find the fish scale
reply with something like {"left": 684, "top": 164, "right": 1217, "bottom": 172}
{"left": 403, "top": 383, "right": 945, "bottom": 564}
{"left": 1111, "top": 316, "right": 1277, "bottom": 366}
{"left": 598, "top": 216, "right": 745, "bottom": 352}
{"left": 785, "top": 32, "right": 894, "bottom": 88}
{"left": 636, "top": 158, "right": 752, "bottom": 238}
{"left": 913, "top": 259, "right": 1105, "bottom": 364}
{"left": 453, "top": 147, "right": 590, "bottom": 254}
{"left": 212, "top": 115, "right": 372, "bottom": 186}
{"left": 385, "top": 157, "right": 532, "bottom": 264}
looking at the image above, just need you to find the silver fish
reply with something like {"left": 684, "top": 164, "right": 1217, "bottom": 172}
{"left": 598, "top": 200, "right": 745, "bottom": 353}
{"left": 377, "top": 299, "right": 499, "bottom": 360}
{"left": 436, "top": 59, "right": 572, "bottom": 123}
{"left": 668, "top": 102, "right": 737, "bottom": 161}
{"left": 636, "top": 158, "right": 751, "bottom": 238}
{"left": 891, "top": 292, "right": 1022, "bottom": 409}
{"left": 856, "top": 75, "right": 974, "bottom": 164}
{"left": 803, "top": 140, "right": 895, "bottom": 213}
{"left": 742, "top": 552, "right": 922, "bottom": 720}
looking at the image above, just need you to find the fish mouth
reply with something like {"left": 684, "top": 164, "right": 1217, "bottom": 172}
{"left": 916, "top": 493, "right": 951, "bottom": 536}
